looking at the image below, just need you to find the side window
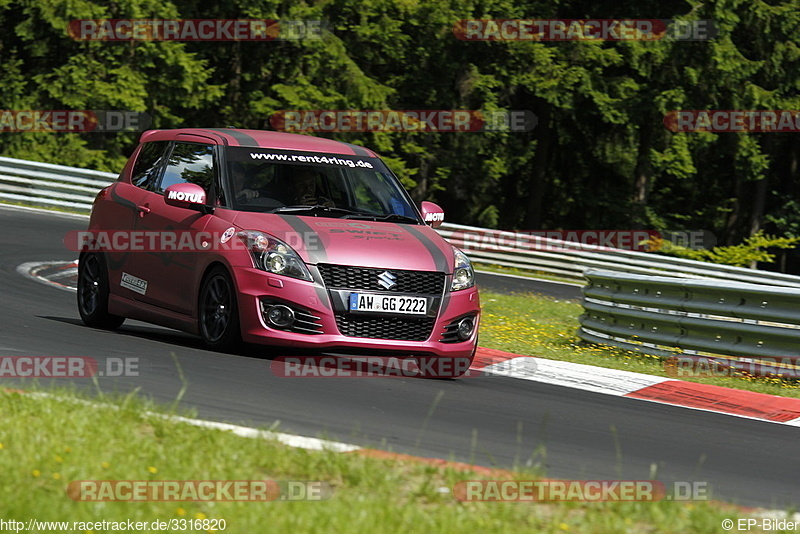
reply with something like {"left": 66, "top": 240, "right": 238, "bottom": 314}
{"left": 131, "top": 141, "right": 169, "bottom": 190}
{"left": 158, "top": 143, "right": 216, "bottom": 194}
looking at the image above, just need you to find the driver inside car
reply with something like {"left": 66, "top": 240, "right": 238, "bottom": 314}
{"left": 288, "top": 167, "right": 334, "bottom": 207}
{"left": 231, "top": 162, "right": 263, "bottom": 202}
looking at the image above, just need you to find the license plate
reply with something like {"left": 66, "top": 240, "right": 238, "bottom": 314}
{"left": 349, "top": 293, "right": 427, "bottom": 315}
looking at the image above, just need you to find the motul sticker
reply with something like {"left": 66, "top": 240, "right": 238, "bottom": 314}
{"left": 120, "top": 272, "right": 148, "bottom": 295}
{"left": 167, "top": 189, "right": 204, "bottom": 203}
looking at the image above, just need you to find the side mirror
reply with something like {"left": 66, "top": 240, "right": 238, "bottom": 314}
{"left": 164, "top": 183, "right": 210, "bottom": 212}
{"left": 420, "top": 201, "right": 445, "bottom": 228}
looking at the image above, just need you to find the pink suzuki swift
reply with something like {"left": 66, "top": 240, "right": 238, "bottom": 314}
{"left": 77, "top": 129, "right": 479, "bottom": 376}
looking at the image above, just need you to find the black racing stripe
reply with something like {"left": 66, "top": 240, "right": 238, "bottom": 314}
{"left": 404, "top": 225, "right": 449, "bottom": 273}
{"left": 277, "top": 215, "right": 327, "bottom": 265}
{"left": 338, "top": 141, "right": 372, "bottom": 157}
{"left": 277, "top": 215, "right": 331, "bottom": 311}
{"left": 404, "top": 225, "right": 452, "bottom": 314}
{"left": 206, "top": 128, "right": 259, "bottom": 147}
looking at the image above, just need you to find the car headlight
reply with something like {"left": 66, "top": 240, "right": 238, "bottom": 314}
{"left": 237, "top": 231, "right": 313, "bottom": 281}
{"left": 451, "top": 248, "right": 475, "bottom": 291}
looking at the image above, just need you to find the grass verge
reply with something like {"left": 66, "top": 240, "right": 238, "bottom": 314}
{"left": 1, "top": 386, "right": 753, "bottom": 533}
{"left": 480, "top": 290, "right": 800, "bottom": 399}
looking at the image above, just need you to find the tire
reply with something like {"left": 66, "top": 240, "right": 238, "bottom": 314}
{"left": 198, "top": 266, "right": 241, "bottom": 352}
{"left": 77, "top": 252, "right": 125, "bottom": 329}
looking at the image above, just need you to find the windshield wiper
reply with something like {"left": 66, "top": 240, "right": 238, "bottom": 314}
{"left": 270, "top": 205, "right": 364, "bottom": 217}
{"left": 271, "top": 205, "right": 421, "bottom": 224}
{"left": 345, "top": 213, "right": 420, "bottom": 224}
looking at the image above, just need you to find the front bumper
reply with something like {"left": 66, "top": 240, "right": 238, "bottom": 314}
{"left": 232, "top": 266, "right": 480, "bottom": 359}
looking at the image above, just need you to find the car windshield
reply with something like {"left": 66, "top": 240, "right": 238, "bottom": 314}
{"left": 223, "top": 147, "right": 421, "bottom": 223}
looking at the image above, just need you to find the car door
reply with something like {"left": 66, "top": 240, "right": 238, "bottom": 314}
{"left": 103, "top": 140, "right": 170, "bottom": 291}
{"left": 128, "top": 140, "right": 218, "bottom": 314}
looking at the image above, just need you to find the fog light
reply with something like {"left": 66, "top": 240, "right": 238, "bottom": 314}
{"left": 457, "top": 317, "right": 474, "bottom": 341}
{"left": 266, "top": 305, "right": 295, "bottom": 328}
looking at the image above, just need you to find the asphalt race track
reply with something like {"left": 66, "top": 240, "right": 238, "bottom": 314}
{"left": 0, "top": 205, "right": 797, "bottom": 509}
{"left": 474, "top": 270, "right": 581, "bottom": 300}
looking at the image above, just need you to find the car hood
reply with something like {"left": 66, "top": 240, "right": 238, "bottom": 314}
{"left": 229, "top": 213, "right": 454, "bottom": 272}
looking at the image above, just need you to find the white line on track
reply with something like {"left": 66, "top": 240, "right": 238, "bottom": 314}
{"left": 27, "top": 392, "right": 361, "bottom": 453}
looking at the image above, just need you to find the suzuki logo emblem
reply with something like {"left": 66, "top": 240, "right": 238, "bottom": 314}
{"left": 377, "top": 271, "right": 397, "bottom": 290}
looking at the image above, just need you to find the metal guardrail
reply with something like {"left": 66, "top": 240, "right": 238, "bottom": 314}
{"left": 439, "top": 222, "right": 800, "bottom": 288}
{"left": 2, "top": 156, "right": 800, "bottom": 289}
{"left": 0, "top": 156, "right": 117, "bottom": 211}
{"left": 579, "top": 269, "right": 800, "bottom": 375}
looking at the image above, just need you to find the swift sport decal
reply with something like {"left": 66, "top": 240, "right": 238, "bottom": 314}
{"left": 327, "top": 228, "right": 404, "bottom": 241}
{"left": 313, "top": 221, "right": 398, "bottom": 232}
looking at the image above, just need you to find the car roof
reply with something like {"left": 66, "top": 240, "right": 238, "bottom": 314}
{"left": 138, "top": 128, "right": 379, "bottom": 158}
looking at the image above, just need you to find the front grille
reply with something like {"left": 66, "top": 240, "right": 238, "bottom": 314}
{"left": 318, "top": 264, "right": 444, "bottom": 294}
{"left": 335, "top": 315, "right": 435, "bottom": 341}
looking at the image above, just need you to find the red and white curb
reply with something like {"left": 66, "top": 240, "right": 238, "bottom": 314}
{"left": 474, "top": 348, "right": 800, "bottom": 427}
{"left": 17, "top": 260, "right": 78, "bottom": 293}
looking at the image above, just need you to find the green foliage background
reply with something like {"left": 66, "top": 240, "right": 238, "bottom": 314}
{"left": 2, "top": 0, "right": 799, "bottom": 254}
